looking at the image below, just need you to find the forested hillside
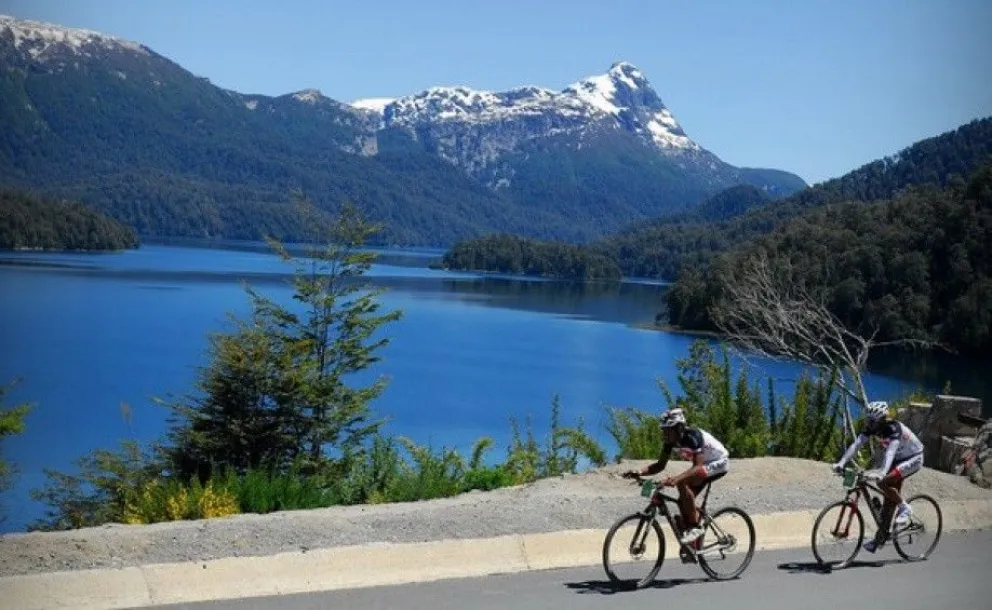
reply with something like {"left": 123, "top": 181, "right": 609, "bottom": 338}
{"left": 666, "top": 163, "right": 992, "bottom": 356}
{"left": 0, "top": 189, "right": 139, "bottom": 251}
{"left": 596, "top": 117, "right": 992, "bottom": 279}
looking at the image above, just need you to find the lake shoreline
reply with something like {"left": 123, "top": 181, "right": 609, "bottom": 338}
{"left": 631, "top": 321, "right": 724, "bottom": 339}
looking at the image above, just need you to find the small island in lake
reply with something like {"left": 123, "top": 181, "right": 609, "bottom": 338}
{"left": 0, "top": 189, "right": 140, "bottom": 252}
{"left": 436, "top": 233, "right": 622, "bottom": 281}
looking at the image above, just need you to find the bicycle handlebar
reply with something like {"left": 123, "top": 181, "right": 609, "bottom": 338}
{"left": 622, "top": 472, "right": 658, "bottom": 485}
{"left": 621, "top": 471, "right": 679, "bottom": 498}
{"left": 833, "top": 464, "right": 882, "bottom": 486}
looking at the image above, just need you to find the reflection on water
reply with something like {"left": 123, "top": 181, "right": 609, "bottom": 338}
{"left": 396, "top": 274, "right": 663, "bottom": 326}
{"left": 142, "top": 236, "right": 446, "bottom": 268}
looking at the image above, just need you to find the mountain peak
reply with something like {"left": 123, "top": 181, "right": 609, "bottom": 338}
{"left": 608, "top": 61, "right": 648, "bottom": 86}
{"left": 563, "top": 61, "right": 660, "bottom": 115}
{"left": 0, "top": 14, "right": 148, "bottom": 59}
{"left": 291, "top": 88, "right": 324, "bottom": 104}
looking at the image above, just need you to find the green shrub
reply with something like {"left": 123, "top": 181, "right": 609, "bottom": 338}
{"left": 604, "top": 405, "right": 663, "bottom": 460}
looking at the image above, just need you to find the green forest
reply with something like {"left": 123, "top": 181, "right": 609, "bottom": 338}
{"left": 0, "top": 189, "right": 140, "bottom": 251}
{"left": 438, "top": 233, "right": 622, "bottom": 281}
{"left": 666, "top": 162, "right": 992, "bottom": 356}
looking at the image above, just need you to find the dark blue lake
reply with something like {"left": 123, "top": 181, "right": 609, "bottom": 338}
{"left": 0, "top": 244, "right": 987, "bottom": 532}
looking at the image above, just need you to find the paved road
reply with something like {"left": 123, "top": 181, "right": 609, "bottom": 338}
{"left": 146, "top": 531, "right": 992, "bottom": 610}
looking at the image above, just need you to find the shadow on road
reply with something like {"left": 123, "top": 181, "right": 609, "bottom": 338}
{"left": 564, "top": 576, "right": 711, "bottom": 595}
{"left": 777, "top": 558, "right": 900, "bottom": 575}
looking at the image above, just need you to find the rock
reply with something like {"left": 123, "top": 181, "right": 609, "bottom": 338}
{"left": 895, "top": 401, "right": 931, "bottom": 437}
{"left": 938, "top": 435, "right": 973, "bottom": 473}
{"left": 915, "top": 395, "right": 982, "bottom": 470}
{"left": 927, "top": 395, "right": 982, "bottom": 438}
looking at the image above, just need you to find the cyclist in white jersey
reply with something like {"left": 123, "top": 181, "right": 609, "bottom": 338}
{"left": 623, "top": 408, "right": 730, "bottom": 546}
{"left": 833, "top": 400, "right": 925, "bottom": 553}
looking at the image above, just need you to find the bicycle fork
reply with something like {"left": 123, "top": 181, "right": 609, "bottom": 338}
{"left": 629, "top": 516, "right": 652, "bottom": 557}
{"left": 831, "top": 501, "right": 859, "bottom": 538}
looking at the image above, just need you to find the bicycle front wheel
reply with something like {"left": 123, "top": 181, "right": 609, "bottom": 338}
{"left": 697, "top": 506, "right": 756, "bottom": 580}
{"left": 602, "top": 513, "right": 666, "bottom": 589}
{"left": 893, "top": 494, "right": 942, "bottom": 561}
{"left": 811, "top": 500, "right": 864, "bottom": 569}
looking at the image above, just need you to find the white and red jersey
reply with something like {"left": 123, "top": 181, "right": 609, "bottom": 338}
{"left": 860, "top": 420, "right": 924, "bottom": 462}
{"left": 663, "top": 427, "right": 729, "bottom": 464}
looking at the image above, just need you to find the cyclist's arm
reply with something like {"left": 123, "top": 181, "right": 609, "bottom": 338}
{"left": 878, "top": 423, "right": 902, "bottom": 473}
{"left": 880, "top": 439, "right": 900, "bottom": 473}
{"left": 640, "top": 443, "right": 673, "bottom": 475}
{"left": 837, "top": 433, "right": 867, "bottom": 467}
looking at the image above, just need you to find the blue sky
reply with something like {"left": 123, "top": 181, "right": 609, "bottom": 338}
{"left": 5, "top": 0, "right": 990, "bottom": 184}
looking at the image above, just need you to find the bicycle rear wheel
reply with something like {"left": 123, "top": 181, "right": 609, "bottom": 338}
{"left": 892, "top": 494, "right": 942, "bottom": 561}
{"left": 602, "top": 513, "right": 666, "bottom": 589}
{"left": 697, "top": 506, "right": 756, "bottom": 580}
{"left": 811, "top": 500, "right": 864, "bottom": 569}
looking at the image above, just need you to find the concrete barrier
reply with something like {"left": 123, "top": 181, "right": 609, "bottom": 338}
{"left": 3, "top": 499, "right": 991, "bottom": 610}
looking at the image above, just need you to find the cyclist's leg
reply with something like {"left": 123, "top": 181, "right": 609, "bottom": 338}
{"left": 874, "top": 453, "right": 921, "bottom": 543}
{"left": 677, "top": 470, "right": 706, "bottom": 530}
{"left": 680, "top": 458, "right": 728, "bottom": 540}
{"left": 888, "top": 453, "right": 923, "bottom": 525}
{"left": 875, "top": 480, "right": 901, "bottom": 543}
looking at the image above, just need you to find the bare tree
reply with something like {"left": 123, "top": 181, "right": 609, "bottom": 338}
{"left": 709, "top": 251, "right": 934, "bottom": 440}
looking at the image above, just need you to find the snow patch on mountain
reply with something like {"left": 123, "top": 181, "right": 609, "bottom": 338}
{"left": 564, "top": 73, "right": 619, "bottom": 115}
{"left": 292, "top": 89, "right": 323, "bottom": 104}
{"left": 0, "top": 14, "right": 149, "bottom": 59}
{"left": 351, "top": 97, "right": 395, "bottom": 112}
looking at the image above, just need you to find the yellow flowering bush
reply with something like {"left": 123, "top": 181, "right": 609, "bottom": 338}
{"left": 122, "top": 478, "right": 239, "bottom": 524}
{"left": 198, "top": 481, "right": 239, "bottom": 519}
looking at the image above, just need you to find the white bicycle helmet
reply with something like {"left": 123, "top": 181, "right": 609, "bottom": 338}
{"left": 659, "top": 408, "right": 686, "bottom": 429}
{"left": 864, "top": 401, "right": 889, "bottom": 422}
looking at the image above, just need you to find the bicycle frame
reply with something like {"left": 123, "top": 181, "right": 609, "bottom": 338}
{"left": 831, "top": 469, "right": 891, "bottom": 537}
{"left": 631, "top": 476, "right": 723, "bottom": 560}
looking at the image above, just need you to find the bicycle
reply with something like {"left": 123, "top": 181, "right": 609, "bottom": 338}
{"left": 601, "top": 473, "right": 756, "bottom": 589}
{"left": 810, "top": 464, "right": 943, "bottom": 569}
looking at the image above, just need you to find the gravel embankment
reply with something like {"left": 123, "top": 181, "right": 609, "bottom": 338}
{"left": 1, "top": 457, "right": 989, "bottom": 577}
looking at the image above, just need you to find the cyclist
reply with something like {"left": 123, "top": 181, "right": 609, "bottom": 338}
{"left": 832, "top": 400, "right": 925, "bottom": 553}
{"left": 623, "top": 407, "right": 729, "bottom": 546}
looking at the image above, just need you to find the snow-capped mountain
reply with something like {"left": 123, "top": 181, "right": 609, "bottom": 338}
{"left": 0, "top": 14, "right": 806, "bottom": 245}
{"left": 348, "top": 62, "right": 707, "bottom": 185}
{"left": 361, "top": 62, "right": 694, "bottom": 149}
{"left": 345, "top": 61, "right": 803, "bottom": 197}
